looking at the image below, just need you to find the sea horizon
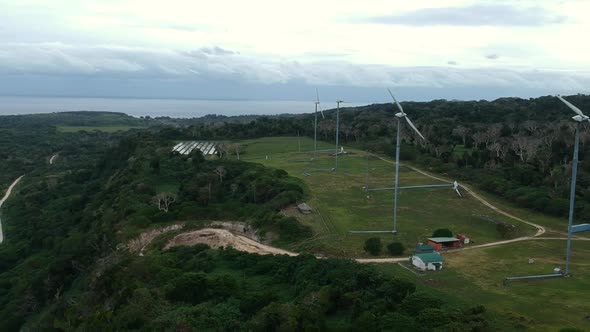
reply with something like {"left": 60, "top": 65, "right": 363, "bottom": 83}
{"left": 0, "top": 96, "right": 370, "bottom": 118}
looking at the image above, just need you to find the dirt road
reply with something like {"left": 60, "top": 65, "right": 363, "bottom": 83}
{"left": 165, "top": 228, "right": 297, "bottom": 256}
{"left": 0, "top": 176, "right": 24, "bottom": 244}
{"left": 375, "top": 155, "right": 546, "bottom": 237}
{"left": 49, "top": 153, "right": 59, "bottom": 165}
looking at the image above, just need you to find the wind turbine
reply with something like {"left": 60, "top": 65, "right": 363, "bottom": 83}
{"left": 389, "top": 88, "right": 425, "bottom": 234}
{"left": 350, "top": 95, "right": 461, "bottom": 235}
{"left": 335, "top": 99, "right": 344, "bottom": 170}
{"left": 557, "top": 95, "right": 590, "bottom": 276}
{"left": 313, "top": 88, "right": 325, "bottom": 161}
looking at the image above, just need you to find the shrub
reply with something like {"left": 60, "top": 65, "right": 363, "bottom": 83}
{"left": 363, "top": 238, "right": 382, "bottom": 256}
{"left": 432, "top": 228, "right": 453, "bottom": 237}
{"left": 387, "top": 242, "right": 405, "bottom": 256}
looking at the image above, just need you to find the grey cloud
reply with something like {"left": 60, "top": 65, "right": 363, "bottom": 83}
{"left": 486, "top": 54, "right": 500, "bottom": 59}
{"left": 447, "top": 61, "right": 458, "bottom": 65}
{"left": 0, "top": 43, "right": 589, "bottom": 94}
{"left": 200, "top": 46, "right": 237, "bottom": 56}
{"left": 364, "top": 5, "right": 567, "bottom": 27}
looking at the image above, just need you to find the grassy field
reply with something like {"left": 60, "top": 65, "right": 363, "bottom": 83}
{"left": 56, "top": 125, "right": 145, "bottom": 133}
{"left": 235, "top": 137, "right": 537, "bottom": 257}
{"left": 232, "top": 136, "right": 590, "bottom": 330}
{"left": 374, "top": 239, "right": 590, "bottom": 331}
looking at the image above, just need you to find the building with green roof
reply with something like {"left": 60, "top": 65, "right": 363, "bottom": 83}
{"left": 411, "top": 252, "right": 444, "bottom": 271}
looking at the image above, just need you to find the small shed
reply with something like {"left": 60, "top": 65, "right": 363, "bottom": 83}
{"left": 411, "top": 252, "right": 444, "bottom": 271}
{"left": 427, "top": 237, "right": 461, "bottom": 251}
{"left": 456, "top": 233, "right": 470, "bottom": 244}
{"left": 297, "top": 203, "right": 313, "bottom": 214}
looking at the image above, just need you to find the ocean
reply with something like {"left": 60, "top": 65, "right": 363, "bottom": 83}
{"left": 0, "top": 97, "right": 367, "bottom": 118}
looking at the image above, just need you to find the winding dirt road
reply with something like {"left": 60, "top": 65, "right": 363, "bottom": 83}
{"left": 49, "top": 153, "right": 59, "bottom": 165}
{"left": 0, "top": 176, "right": 24, "bottom": 244}
{"left": 376, "top": 155, "right": 546, "bottom": 236}
{"left": 352, "top": 156, "right": 590, "bottom": 263}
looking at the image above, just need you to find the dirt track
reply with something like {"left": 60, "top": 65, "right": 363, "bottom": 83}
{"left": 49, "top": 153, "right": 59, "bottom": 165}
{"left": 164, "top": 228, "right": 297, "bottom": 256}
{"left": 0, "top": 176, "right": 24, "bottom": 244}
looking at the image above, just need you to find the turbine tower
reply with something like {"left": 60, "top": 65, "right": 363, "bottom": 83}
{"left": 335, "top": 99, "right": 344, "bottom": 170}
{"left": 313, "top": 88, "right": 325, "bottom": 161}
{"left": 557, "top": 95, "right": 590, "bottom": 276}
{"left": 388, "top": 88, "right": 425, "bottom": 234}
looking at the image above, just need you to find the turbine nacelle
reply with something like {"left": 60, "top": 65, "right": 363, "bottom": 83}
{"left": 557, "top": 95, "right": 589, "bottom": 123}
{"left": 572, "top": 114, "right": 589, "bottom": 122}
{"left": 388, "top": 88, "right": 425, "bottom": 140}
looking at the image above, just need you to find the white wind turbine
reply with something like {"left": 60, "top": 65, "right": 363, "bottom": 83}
{"left": 313, "top": 88, "right": 325, "bottom": 161}
{"left": 335, "top": 99, "right": 345, "bottom": 170}
{"left": 350, "top": 91, "right": 462, "bottom": 235}
{"left": 389, "top": 88, "right": 426, "bottom": 234}
{"left": 557, "top": 95, "right": 590, "bottom": 276}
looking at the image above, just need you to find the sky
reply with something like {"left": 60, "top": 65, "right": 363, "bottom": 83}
{"left": 0, "top": 0, "right": 589, "bottom": 102}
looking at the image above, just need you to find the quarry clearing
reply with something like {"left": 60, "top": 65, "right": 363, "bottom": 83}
{"left": 164, "top": 228, "right": 297, "bottom": 256}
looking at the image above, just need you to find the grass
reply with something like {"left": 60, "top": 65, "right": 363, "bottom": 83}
{"left": 56, "top": 125, "right": 145, "bottom": 133}
{"left": 235, "top": 137, "right": 536, "bottom": 257}
{"left": 374, "top": 240, "right": 590, "bottom": 331}
{"left": 234, "top": 136, "right": 590, "bottom": 330}
{"left": 452, "top": 144, "right": 472, "bottom": 157}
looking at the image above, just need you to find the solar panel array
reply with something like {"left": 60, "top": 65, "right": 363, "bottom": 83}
{"left": 172, "top": 141, "right": 219, "bottom": 156}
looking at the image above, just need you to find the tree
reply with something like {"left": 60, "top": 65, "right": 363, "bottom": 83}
{"left": 432, "top": 228, "right": 452, "bottom": 237}
{"left": 363, "top": 238, "right": 382, "bottom": 256}
{"left": 214, "top": 166, "right": 226, "bottom": 184}
{"left": 149, "top": 156, "right": 160, "bottom": 175}
{"left": 151, "top": 192, "right": 176, "bottom": 213}
{"left": 387, "top": 242, "right": 405, "bottom": 256}
{"left": 452, "top": 126, "right": 469, "bottom": 145}
{"left": 190, "top": 149, "right": 205, "bottom": 165}
{"left": 233, "top": 143, "right": 243, "bottom": 160}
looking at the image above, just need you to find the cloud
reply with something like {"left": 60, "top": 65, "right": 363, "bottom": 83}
{"left": 364, "top": 4, "right": 567, "bottom": 27}
{"left": 0, "top": 43, "right": 589, "bottom": 97}
{"left": 200, "top": 46, "right": 237, "bottom": 56}
{"left": 447, "top": 61, "right": 458, "bottom": 65}
{"left": 485, "top": 54, "right": 500, "bottom": 60}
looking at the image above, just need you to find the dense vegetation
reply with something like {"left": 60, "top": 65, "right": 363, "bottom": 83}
{"left": 2, "top": 100, "right": 585, "bottom": 330}
{"left": 0, "top": 119, "right": 313, "bottom": 330}
{"left": 26, "top": 248, "right": 493, "bottom": 331}
{"left": 170, "top": 94, "right": 590, "bottom": 221}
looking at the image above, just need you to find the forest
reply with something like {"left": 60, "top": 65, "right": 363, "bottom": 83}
{"left": 174, "top": 94, "right": 590, "bottom": 221}
{"left": 1, "top": 95, "right": 588, "bottom": 330}
{"left": 0, "top": 119, "right": 495, "bottom": 331}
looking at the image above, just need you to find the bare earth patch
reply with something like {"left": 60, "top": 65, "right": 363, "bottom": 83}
{"left": 164, "top": 228, "right": 296, "bottom": 256}
{"left": 127, "top": 224, "right": 184, "bottom": 256}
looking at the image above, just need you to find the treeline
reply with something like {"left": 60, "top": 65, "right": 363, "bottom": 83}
{"left": 24, "top": 246, "right": 495, "bottom": 331}
{"left": 0, "top": 111, "right": 150, "bottom": 129}
{"left": 167, "top": 94, "right": 590, "bottom": 220}
{"left": 0, "top": 128, "right": 313, "bottom": 329}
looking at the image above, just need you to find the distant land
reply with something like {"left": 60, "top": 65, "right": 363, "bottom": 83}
{"left": 0, "top": 96, "right": 368, "bottom": 118}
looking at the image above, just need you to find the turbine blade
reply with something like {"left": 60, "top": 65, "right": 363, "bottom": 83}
{"left": 319, "top": 104, "right": 325, "bottom": 119}
{"left": 454, "top": 187, "right": 463, "bottom": 197}
{"left": 404, "top": 116, "right": 425, "bottom": 140}
{"left": 387, "top": 88, "right": 405, "bottom": 114}
{"left": 557, "top": 95, "right": 586, "bottom": 117}
{"left": 316, "top": 88, "right": 320, "bottom": 103}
